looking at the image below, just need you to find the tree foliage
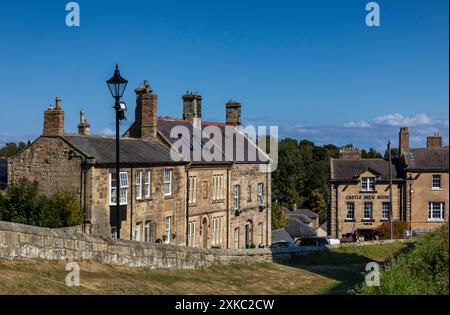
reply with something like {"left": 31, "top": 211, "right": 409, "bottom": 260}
{"left": 0, "top": 142, "right": 28, "bottom": 158}
{"left": 272, "top": 139, "right": 385, "bottom": 228}
{"left": 0, "top": 178, "right": 82, "bottom": 228}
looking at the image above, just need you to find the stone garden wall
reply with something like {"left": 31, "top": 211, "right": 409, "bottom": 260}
{"left": 0, "top": 221, "right": 317, "bottom": 269}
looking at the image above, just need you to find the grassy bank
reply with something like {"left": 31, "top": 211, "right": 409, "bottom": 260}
{"left": 359, "top": 225, "right": 449, "bottom": 295}
{"left": 0, "top": 241, "right": 408, "bottom": 295}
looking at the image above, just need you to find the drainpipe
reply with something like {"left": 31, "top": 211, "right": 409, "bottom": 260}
{"left": 335, "top": 184, "right": 339, "bottom": 239}
{"left": 226, "top": 166, "right": 231, "bottom": 249}
{"left": 185, "top": 166, "right": 190, "bottom": 246}
{"left": 130, "top": 167, "right": 134, "bottom": 240}
{"left": 265, "top": 164, "right": 269, "bottom": 247}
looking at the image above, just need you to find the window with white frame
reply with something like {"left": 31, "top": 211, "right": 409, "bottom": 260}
{"left": 110, "top": 171, "right": 129, "bottom": 205}
{"left": 428, "top": 202, "right": 445, "bottom": 221}
{"left": 212, "top": 217, "right": 223, "bottom": 246}
{"left": 188, "top": 176, "right": 197, "bottom": 204}
{"left": 346, "top": 202, "right": 355, "bottom": 220}
{"left": 363, "top": 202, "right": 373, "bottom": 220}
{"left": 144, "top": 222, "right": 150, "bottom": 242}
{"left": 164, "top": 216, "right": 172, "bottom": 244}
{"left": 234, "top": 227, "right": 240, "bottom": 249}
{"left": 257, "top": 183, "right": 264, "bottom": 206}
{"left": 233, "top": 185, "right": 240, "bottom": 210}
{"left": 257, "top": 222, "right": 263, "bottom": 246}
{"left": 382, "top": 202, "right": 390, "bottom": 220}
{"left": 135, "top": 170, "right": 143, "bottom": 200}
{"left": 361, "top": 177, "right": 375, "bottom": 192}
{"left": 188, "top": 221, "right": 196, "bottom": 247}
{"left": 135, "top": 223, "right": 141, "bottom": 241}
{"left": 144, "top": 170, "right": 151, "bottom": 198}
{"left": 212, "top": 175, "right": 224, "bottom": 201}
{"left": 432, "top": 175, "right": 441, "bottom": 189}
{"left": 164, "top": 169, "right": 173, "bottom": 197}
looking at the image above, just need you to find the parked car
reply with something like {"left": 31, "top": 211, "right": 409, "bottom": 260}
{"left": 295, "top": 237, "right": 339, "bottom": 247}
{"left": 295, "top": 237, "right": 328, "bottom": 247}
{"left": 326, "top": 238, "right": 341, "bottom": 245}
{"left": 270, "top": 241, "right": 299, "bottom": 249}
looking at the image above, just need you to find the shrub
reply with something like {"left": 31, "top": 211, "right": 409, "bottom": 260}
{"left": 358, "top": 225, "right": 449, "bottom": 295}
{"left": 374, "top": 220, "right": 410, "bottom": 240}
{"left": 0, "top": 179, "right": 82, "bottom": 228}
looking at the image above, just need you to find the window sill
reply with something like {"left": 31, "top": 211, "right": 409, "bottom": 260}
{"left": 212, "top": 199, "right": 225, "bottom": 204}
{"left": 136, "top": 197, "right": 153, "bottom": 202}
{"left": 362, "top": 219, "right": 375, "bottom": 223}
{"left": 359, "top": 190, "right": 377, "bottom": 194}
{"left": 189, "top": 202, "right": 198, "bottom": 207}
{"left": 431, "top": 188, "right": 443, "bottom": 191}
{"left": 427, "top": 219, "right": 445, "bottom": 223}
{"left": 344, "top": 219, "right": 355, "bottom": 222}
{"left": 380, "top": 219, "right": 390, "bottom": 222}
{"left": 164, "top": 195, "right": 174, "bottom": 200}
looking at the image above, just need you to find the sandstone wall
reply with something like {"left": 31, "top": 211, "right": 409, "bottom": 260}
{"left": 0, "top": 221, "right": 306, "bottom": 269}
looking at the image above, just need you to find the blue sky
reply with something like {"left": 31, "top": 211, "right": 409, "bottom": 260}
{"left": 0, "top": 0, "right": 448, "bottom": 151}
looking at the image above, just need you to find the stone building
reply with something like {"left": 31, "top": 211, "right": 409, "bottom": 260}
{"left": 400, "top": 128, "right": 449, "bottom": 233}
{"left": 329, "top": 128, "right": 448, "bottom": 239}
{"left": 125, "top": 82, "right": 271, "bottom": 249}
{"left": 7, "top": 80, "right": 272, "bottom": 249}
{"left": 329, "top": 147, "right": 404, "bottom": 240}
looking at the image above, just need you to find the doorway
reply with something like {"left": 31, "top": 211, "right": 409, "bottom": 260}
{"left": 202, "top": 217, "right": 208, "bottom": 248}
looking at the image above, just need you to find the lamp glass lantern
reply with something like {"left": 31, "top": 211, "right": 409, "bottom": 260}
{"left": 106, "top": 64, "right": 128, "bottom": 99}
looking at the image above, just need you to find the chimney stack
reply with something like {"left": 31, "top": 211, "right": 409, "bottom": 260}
{"left": 226, "top": 100, "right": 241, "bottom": 126}
{"left": 130, "top": 81, "right": 158, "bottom": 141}
{"left": 399, "top": 127, "right": 410, "bottom": 155}
{"left": 339, "top": 146, "right": 362, "bottom": 160}
{"left": 43, "top": 97, "right": 65, "bottom": 136}
{"left": 183, "top": 92, "right": 202, "bottom": 121}
{"left": 77, "top": 110, "right": 91, "bottom": 136}
{"left": 427, "top": 132, "right": 442, "bottom": 148}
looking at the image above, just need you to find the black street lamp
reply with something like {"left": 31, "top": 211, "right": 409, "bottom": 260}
{"left": 106, "top": 64, "right": 128, "bottom": 239}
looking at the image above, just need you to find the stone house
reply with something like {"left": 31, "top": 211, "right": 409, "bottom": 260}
{"left": 399, "top": 128, "right": 449, "bottom": 233}
{"left": 329, "top": 128, "right": 448, "bottom": 240}
{"left": 125, "top": 82, "right": 272, "bottom": 249}
{"left": 7, "top": 98, "right": 189, "bottom": 245}
{"left": 7, "top": 80, "right": 272, "bottom": 249}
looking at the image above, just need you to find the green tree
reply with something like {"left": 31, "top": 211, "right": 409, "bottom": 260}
{"left": 361, "top": 147, "right": 382, "bottom": 159}
{"left": 305, "top": 189, "right": 327, "bottom": 223}
{"left": 0, "top": 142, "right": 28, "bottom": 157}
{"left": 0, "top": 179, "right": 82, "bottom": 228}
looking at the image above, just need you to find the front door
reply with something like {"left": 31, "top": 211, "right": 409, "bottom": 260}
{"left": 245, "top": 224, "right": 249, "bottom": 248}
{"left": 202, "top": 218, "right": 208, "bottom": 248}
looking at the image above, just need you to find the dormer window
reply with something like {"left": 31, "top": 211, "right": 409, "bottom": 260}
{"left": 361, "top": 177, "right": 375, "bottom": 192}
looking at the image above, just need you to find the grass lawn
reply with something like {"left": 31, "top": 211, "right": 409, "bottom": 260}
{"left": 0, "top": 241, "right": 410, "bottom": 295}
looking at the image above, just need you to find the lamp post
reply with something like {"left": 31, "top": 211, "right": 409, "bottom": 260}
{"left": 106, "top": 64, "right": 128, "bottom": 239}
{"left": 388, "top": 140, "right": 393, "bottom": 240}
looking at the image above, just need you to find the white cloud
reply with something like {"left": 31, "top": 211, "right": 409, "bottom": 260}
{"left": 99, "top": 128, "right": 115, "bottom": 136}
{"left": 374, "top": 113, "right": 433, "bottom": 126}
{"left": 343, "top": 121, "right": 372, "bottom": 128}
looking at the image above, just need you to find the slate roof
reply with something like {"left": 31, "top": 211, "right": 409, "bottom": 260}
{"left": 330, "top": 158, "right": 402, "bottom": 182}
{"left": 64, "top": 135, "right": 186, "bottom": 166}
{"left": 403, "top": 148, "right": 449, "bottom": 171}
{"left": 271, "top": 228, "right": 295, "bottom": 243}
{"left": 285, "top": 217, "right": 316, "bottom": 239}
{"left": 157, "top": 117, "right": 270, "bottom": 165}
{"left": 292, "top": 208, "right": 319, "bottom": 220}
{"left": 283, "top": 208, "right": 313, "bottom": 224}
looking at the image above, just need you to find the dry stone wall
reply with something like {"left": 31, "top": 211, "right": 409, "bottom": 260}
{"left": 0, "top": 221, "right": 314, "bottom": 269}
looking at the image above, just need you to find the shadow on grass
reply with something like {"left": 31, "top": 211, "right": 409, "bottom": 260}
{"left": 272, "top": 242, "right": 416, "bottom": 295}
